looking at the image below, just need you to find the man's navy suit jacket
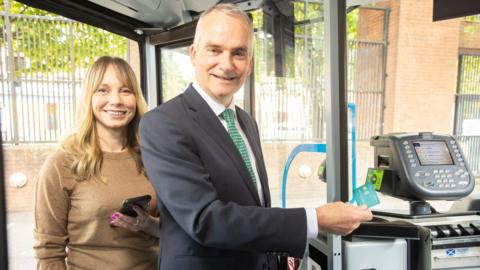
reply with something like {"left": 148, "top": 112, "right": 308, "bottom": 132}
{"left": 140, "top": 85, "right": 307, "bottom": 270}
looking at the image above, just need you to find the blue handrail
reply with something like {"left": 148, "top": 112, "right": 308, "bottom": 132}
{"left": 281, "top": 103, "right": 357, "bottom": 208}
{"left": 348, "top": 103, "right": 357, "bottom": 193}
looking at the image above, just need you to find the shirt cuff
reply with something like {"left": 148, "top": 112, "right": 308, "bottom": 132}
{"left": 305, "top": 207, "right": 318, "bottom": 239}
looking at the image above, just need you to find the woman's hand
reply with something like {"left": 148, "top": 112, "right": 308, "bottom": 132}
{"left": 110, "top": 205, "right": 160, "bottom": 238}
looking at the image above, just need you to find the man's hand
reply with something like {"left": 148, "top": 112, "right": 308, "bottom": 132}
{"left": 315, "top": 202, "right": 373, "bottom": 236}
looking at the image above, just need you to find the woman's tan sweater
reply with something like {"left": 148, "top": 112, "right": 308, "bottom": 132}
{"left": 34, "top": 150, "right": 158, "bottom": 269}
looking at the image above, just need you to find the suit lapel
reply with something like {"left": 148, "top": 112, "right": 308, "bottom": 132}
{"left": 183, "top": 86, "right": 262, "bottom": 205}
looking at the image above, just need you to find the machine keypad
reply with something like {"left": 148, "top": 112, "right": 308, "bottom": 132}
{"left": 404, "top": 138, "right": 470, "bottom": 191}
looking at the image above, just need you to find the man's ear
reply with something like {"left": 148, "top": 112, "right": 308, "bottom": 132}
{"left": 189, "top": 45, "right": 196, "bottom": 66}
{"left": 246, "top": 57, "right": 253, "bottom": 76}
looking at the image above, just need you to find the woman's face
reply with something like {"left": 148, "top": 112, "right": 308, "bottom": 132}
{"left": 91, "top": 65, "right": 137, "bottom": 134}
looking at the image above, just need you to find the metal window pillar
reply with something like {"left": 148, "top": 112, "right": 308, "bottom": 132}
{"left": 4, "top": 0, "right": 19, "bottom": 144}
{"left": 140, "top": 36, "right": 158, "bottom": 108}
{"left": 325, "top": 0, "right": 349, "bottom": 269}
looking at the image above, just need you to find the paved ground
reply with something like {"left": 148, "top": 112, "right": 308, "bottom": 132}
{"left": 7, "top": 211, "right": 35, "bottom": 270}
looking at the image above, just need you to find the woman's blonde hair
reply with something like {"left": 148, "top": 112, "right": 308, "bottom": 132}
{"left": 61, "top": 56, "right": 148, "bottom": 182}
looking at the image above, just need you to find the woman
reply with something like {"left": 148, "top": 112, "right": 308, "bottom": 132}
{"left": 34, "top": 56, "right": 159, "bottom": 269}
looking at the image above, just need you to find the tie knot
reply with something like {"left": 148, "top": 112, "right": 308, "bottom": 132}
{"left": 221, "top": 108, "right": 235, "bottom": 122}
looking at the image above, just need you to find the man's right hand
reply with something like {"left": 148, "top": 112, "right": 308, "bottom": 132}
{"left": 315, "top": 201, "right": 373, "bottom": 236}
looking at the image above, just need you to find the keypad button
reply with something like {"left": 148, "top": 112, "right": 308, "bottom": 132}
{"left": 424, "top": 181, "right": 434, "bottom": 187}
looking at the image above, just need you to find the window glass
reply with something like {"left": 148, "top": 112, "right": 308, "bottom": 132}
{"left": 0, "top": 2, "right": 138, "bottom": 268}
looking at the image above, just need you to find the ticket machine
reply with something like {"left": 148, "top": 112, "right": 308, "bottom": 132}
{"left": 308, "top": 132, "right": 479, "bottom": 270}
{"left": 370, "top": 132, "right": 474, "bottom": 215}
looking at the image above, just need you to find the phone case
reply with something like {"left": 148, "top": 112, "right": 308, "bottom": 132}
{"left": 119, "top": 194, "right": 151, "bottom": 217}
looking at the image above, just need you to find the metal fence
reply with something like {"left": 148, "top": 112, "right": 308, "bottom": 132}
{"left": 454, "top": 53, "right": 480, "bottom": 176}
{"left": 256, "top": 38, "right": 387, "bottom": 142}
{"left": 0, "top": 2, "right": 128, "bottom": 144}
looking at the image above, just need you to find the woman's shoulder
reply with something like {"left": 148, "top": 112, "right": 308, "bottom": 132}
{"left": 36, "top": 148, "right": 77, "bottom": 190}
{"left": 44, "top": 148, "right": 74, "bottom": 166}
{"left": 39, "top": 148, "right": 75, "bottom": 179}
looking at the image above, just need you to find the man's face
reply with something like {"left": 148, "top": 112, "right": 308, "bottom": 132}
{"left": 189, "top": 11, "right": 253, "bottom": 106}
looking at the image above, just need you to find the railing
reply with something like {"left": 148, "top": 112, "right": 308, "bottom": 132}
{"left": 0, "top": 2, "right": 128, "bottom": 144}
{"left": 256, "top": 40, "right": 386, "bottom": 142}
{"left": 454, "top": 54, "right": 480, "bottom": 176}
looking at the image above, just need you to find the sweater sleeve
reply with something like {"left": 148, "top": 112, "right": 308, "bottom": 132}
{"left": 33, "top": 151, "right": 71, "bottom": 270}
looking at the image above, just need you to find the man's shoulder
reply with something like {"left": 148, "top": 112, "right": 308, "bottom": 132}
{"left": 144, "top": 94, "right": 186, "bottom": 119}
{"left": 141, "top": 94, "right": 185, "bottom": 125}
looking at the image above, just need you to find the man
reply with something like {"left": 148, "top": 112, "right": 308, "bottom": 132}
{"left": 140, "top": 3, "right": 373, "bottom": 270}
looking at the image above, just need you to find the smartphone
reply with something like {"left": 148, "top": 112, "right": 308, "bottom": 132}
{"left": 118, "top": 195, "right": 151, "bottom": 217}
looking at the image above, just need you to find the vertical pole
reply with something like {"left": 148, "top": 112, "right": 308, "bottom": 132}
{"left": 379, "top": 8, "right": 390, "bottom": 135}
{"left": 141, "top": 36, "right": 158, "bottom": 108}
{"left": 4, "top": 0, "right": 19, "bottom": 144}
{"left": 69, "top": 21, "right": 76, "bottom": 125}
{"left": 0, "top": 132, "right": 7, "bottom": 270}
{"left": 324, "top": 0, "right": 348, "bottom": 269}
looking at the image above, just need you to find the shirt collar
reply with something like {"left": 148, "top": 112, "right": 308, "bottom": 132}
{"left": 192, "top": 81, "right": 236, "bottom": 118}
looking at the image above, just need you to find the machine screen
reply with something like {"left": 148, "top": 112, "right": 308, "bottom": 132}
{"left": 413, "top": 141, "right": 453, "bottom": 166}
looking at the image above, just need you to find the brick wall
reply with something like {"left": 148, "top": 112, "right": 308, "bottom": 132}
{"left": 460, "top": 21, "right": 480, "bottom": 49}
{"left": 381, "top": 0, "right": 461, "bottom": 133}
{"left": 3, "top": 145, "right": 57, "bottom": 212}
{"left": 358, "top": 7, "right": 386, "bottom": 42}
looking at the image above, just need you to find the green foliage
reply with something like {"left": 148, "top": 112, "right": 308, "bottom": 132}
{"left": 1, "top": 0, "right": 127, "bottom": 75}
{"left": 347, "top": 8, "right": 359, "bottom": 40}
{"left": 465, "top": 15, "right": 480, "bottom": 22}
{"left": 459, "top": 55, "right": 480, "bottom": 94}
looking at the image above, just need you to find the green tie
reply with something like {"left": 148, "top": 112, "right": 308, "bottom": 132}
{"left": 221, "top": 109, "right": 257, "bottom": 188}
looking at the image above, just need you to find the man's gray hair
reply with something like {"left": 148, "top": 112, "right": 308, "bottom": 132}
{"left": 199, "top": 3, "right": 252, "bottom": 27}
{"left": 193, "top": 3, "right": 253, "bottom": 46}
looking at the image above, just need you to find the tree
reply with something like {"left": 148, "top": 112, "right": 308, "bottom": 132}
{"left": 0, "top": 0, "right": 127, "bottom": 75}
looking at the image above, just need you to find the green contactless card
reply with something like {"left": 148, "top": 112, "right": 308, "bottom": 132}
{"left": 366, "top": 168, "right": 384, "bottom": 191}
